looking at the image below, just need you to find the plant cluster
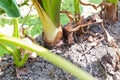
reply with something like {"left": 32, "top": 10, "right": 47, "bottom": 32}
{"left": 0, "top": 0, "right": 119, "bottom": 80}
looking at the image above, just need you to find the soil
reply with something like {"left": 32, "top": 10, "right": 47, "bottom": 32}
{"left": 0, "top": 3, "right": 120, "bottom": 80}
{"left": 0, "top": 21, "right": 120, "bottom": 80}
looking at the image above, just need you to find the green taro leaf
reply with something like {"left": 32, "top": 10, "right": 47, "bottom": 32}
{"left": 0, "top": 0, "right": 20, "bottom": 17}
{"left": 88, "top": 0, "right": 103, "bottom": 4}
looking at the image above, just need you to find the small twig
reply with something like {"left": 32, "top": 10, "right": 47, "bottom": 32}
{"left": 21, "top": 4, "right": 33, "bottom": 27}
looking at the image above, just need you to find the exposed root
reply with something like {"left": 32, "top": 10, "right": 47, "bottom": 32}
{"left": 80, "top": 0, "right": 98, "bottom": 10}
{"left": 61, "top": 13, "right": 104, "bottom": 44}
{"left": 101, "top": 23, "right": 118, "bottom": 48}
{"left": 60, "top": 10, "right": 74, "bottom": 22}
{"left": 62, "top": 12, "right": 120, "bottom": 62}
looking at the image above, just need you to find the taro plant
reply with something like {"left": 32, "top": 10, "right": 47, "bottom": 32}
{"left": 32, "top": 0, "right": 84, "bottom": 45}
{"left": 0, "top": 0, "right": 29, "bottom": 67}
{"left": 87, "top": 0, "right": 118, "bottom": 22}
{"left": 0, "top": 0, "right": 96, "bottom": 80}
{"left": 34, "top": 0, "right": 116, "bottom": 46}
{"left": 32, "top": 0, "right": 63, "bottom": 46}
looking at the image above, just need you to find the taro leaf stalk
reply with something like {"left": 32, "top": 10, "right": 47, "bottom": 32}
{"left": 32, "top": 0, "right": 63, "bottom": 46}
{"left": 74, "top": 0, "right": 81, "bottom": 22}
{"left": 10, "top": 17, "right": 29, "bottom": 67}
{"left": 13, "top": 18, "right": 20, "bottom": 38}
{"left": 0, "top": 0, "right": 29, "bottom": 67}
{"left": 105, "top": 0, "right": 118, "bottom": 22}
{"left": 0, "top": 34, "right": 96, "bottom": 80}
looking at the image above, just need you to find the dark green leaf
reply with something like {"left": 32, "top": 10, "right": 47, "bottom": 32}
{"left": 0, "top": 0, "right": 20, "bottom": 17}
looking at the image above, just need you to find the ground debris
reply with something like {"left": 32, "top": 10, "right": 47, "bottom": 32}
{"left": 1, "top": 14, "right": 120, "bottom": 80}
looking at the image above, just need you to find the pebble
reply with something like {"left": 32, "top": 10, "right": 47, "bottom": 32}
{"left": 0, "top": 70, "right": 4, "bottom": 77}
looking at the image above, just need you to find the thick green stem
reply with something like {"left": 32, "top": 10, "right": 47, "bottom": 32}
{"left": 0, "top": 35, "right": 96, "bottom": 80}
{"left": 40, "top": 0, "right": 61, "bottom": 27}
{"left": 32, "top": 0, "right": 63, "bottom": 44}
{"left": 13, "top": 18, "right": 20, "bottom": 38}
{"left": 12, "top": 18, "right": 23, "bottom": 66}
{"left": 74, "top": 0, "right": 80, "bottom": 22}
